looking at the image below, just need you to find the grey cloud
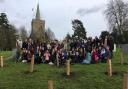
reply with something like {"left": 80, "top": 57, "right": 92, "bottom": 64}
{"left": 16, "top": 13, "right": 27, "bottom": 19}
{"left": 77, "top": 4, "right": 105, "bottom": 16}
{"left": 0, "top": 0, "right": 5, "bottom": 3}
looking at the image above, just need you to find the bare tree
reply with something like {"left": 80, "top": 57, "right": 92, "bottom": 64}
{"left": 105, "top": 0, "right": 128, "bottom": 33}
{"left": 19, "top": 26, "right": 28, "bottom": 41}
{"left": 46, "top": 28, "right": 55, "bottom": 41}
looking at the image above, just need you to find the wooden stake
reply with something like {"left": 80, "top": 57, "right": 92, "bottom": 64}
{"left": 104, "top": 37, "right": 107, "bottom": 47}
{"left": 0, "top": 56, "right": 3, "bottom": 68}
{"left": 108, "top": 59, "right": 112, "bottom": 77}
{"left": 120, "top": 49, "right": 124, "bottom": 65}
{"left": 48, "top": 80, "right": 53, "bottom": 89}
{"left": 30, "top": 55, "right": 34, "bottom": 73}
{"left": 56, "top": 53, "right": 59, "bottom": 67}
{"left": 66, "top": 60, "right": 70, "bottom": 76}
{"left": 123, "top": 74, "right": 128, "bottom": 89}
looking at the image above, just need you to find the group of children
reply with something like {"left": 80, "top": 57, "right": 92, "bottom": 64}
{"left": 16, "top": 36, "right": 114, "bottom": 65}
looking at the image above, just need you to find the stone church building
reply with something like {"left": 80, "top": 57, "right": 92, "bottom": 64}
{"left": 30, "top": 4, "right": 45, "bottom": 42}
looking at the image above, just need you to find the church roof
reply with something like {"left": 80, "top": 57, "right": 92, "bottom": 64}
{"left": 36, "top": 3, "right": 40, "bottom": 20}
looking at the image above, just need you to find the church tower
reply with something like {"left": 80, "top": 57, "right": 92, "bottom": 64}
{"left": 30, "top": 3, "right": 45, "bottom": 42}
{"left": 36, "top": 3, "right": 40, "bottom": 20}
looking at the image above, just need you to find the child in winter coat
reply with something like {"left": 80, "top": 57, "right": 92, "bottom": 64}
{"left": 61, "top": 50, "right": 68, "bottom": 64}
{"left": 27, "top": 50, "right": 32, "bottom": 62}
{"left": 44, "top": 50, "right": 51, "bottom": 63}
{"left": 82, "top": 52, "right": 92, "bottom": 64}
{"left": 92, "top": 48, "right": 99, "bottom": 63}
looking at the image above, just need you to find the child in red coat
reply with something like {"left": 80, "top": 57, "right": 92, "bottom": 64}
{"left": 92, "top": 48, "right": 99, "bottom": 63}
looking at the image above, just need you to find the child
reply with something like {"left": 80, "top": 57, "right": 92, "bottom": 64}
{"left": 21, "top": 49, "right": 28, "bottom": 63}
{"left": 61, "top": 50, "right": 68, "bottom": 64}
{"left": 34, "top": 46, "right": 40, "bottom": 63}
{"left": 74, "top": 51, "right": 80, "bottom": 63}
{"left": 82, "top": 52, "right": 92, "bottom": 64}
{"left": 69, "top": 48, "right": 75, "bottom": 64}
{"left": 27, "top": 50, "right": 32, "bottom": 62}
{"left": 51, "top": 48, "right": 56, "bottom": 63}
{"left": 97, "top": 46, "right": 102, "bottom": 62}
{"left": 79, "top": 48, "right": 84, "bottom": 63}
{"left": 100, "top": 46, "right": 110, "bottom": 63}
{"left": 39, "top": 46, "right": 45, "bottom": 63}
{"left": 92, "top": 48, "right": 99, "bottom": 63}
{"left": 44, "top": 50, "right": 51, "bottom": 63}
{"left": 105, "top": 46, "right": 111, "bottom": 60}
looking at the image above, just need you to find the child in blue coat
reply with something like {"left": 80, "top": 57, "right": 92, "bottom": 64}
{"left": 82, "top": 52, "right": 92, "bottom": 64}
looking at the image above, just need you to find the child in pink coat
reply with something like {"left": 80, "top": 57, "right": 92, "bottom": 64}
{"left": 44, "top": 50, "right": 51, "bottom": 63}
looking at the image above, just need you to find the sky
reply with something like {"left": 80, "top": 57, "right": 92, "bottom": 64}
{"left": 0, "top": 0, "right": 109, "bottom": 40}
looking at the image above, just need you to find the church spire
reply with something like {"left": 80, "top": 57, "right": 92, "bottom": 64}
{"left": 36, "top": 3, "right": 40, "bottom": 20}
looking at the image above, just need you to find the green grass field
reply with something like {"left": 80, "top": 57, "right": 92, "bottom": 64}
{"left": 0, "top": 49, "right": 128, "bottom": 89}
{"left": 0, "top": 51, "right": 14, "bottom": 59}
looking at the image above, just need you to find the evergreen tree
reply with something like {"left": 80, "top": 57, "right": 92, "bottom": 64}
{"left": 100, "top": 31, "right": 110, "bottom": 39}
{"left": 0, "top": 13, "right": 16, "bottom": 50}
{"left": 72, "top": 19, "right": 87, "bottom": 40}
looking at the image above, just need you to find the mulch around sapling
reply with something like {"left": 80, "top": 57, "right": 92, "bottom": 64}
{"left": 21, "top": 70, "right": 39, "bottom": 75}
{"left": 0, "top": 64, "right": 9, "bottom": 69}
{"left": 114, "top": 63, "right": 128, "bottom": 66}
{"left": 62, "top": 72, "right": 76, "bottom": 79}
{"left": 104, "top": 71, "right": 127, "bottom": 76}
